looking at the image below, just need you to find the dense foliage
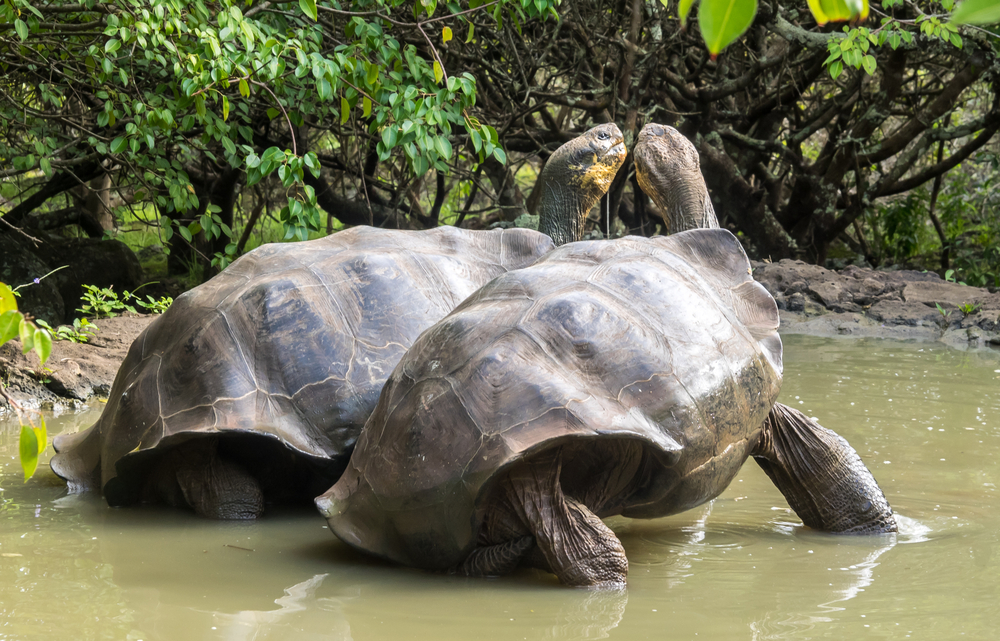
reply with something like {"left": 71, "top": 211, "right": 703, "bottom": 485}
{"left": 1, "top": 0, "right": 999, "bottom": 283}
{"left": 0, "top": 0, "right": 556, "bottom": 274}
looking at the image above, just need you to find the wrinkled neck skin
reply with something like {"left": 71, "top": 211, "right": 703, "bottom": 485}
{"left": 654, "top": 171, "right": 720, "bottom": 233}
{"left": 538, "top": 180, "right": 589, "bottom": 246}
{"left": 537, "top": 168, "right": 606, "bottom": 247}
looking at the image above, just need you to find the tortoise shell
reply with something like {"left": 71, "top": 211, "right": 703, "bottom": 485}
{"left": 321, "top": 228, "right": 782, "bottom": 568}
{"left": 51, "top": 226, "right": 554, "bottom": 506}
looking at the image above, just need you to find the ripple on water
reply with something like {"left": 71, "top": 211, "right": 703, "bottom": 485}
{"left": 893, "top": 514, "right": 932, "bottom": 543}
{"left": 639, "top": 519, "right": 757, "bottom": 547}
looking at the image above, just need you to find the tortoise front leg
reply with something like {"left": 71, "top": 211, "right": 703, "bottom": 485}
{"left": 752, "top": 403, "right": 896, "bottom": 534}
{"left": 160, "top": 439, "right": 265, "bottom": 520}
{"left": 177, "top": 453, "right": 265, "bottom": 520}
{"left": 501, "top": 449, "right": 628, "bottom": 588}
{"left": 460, "top": 536, "right": 534, "bottom": 577}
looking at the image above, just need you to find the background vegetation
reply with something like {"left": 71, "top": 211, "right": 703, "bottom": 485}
{"left": 2, "top": 0, "right": 999, "bottom": 296}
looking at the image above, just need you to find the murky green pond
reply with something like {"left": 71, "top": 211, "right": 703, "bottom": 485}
{"left": 3, "top": 335, "right": 999, "bottom": 640}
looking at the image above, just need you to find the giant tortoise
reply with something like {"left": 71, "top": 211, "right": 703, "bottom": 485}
{"left": 316, "top": 126, "right": 895, "bottom": 587}
{"left": 51, "top": 124, "right": 626, "bottom": 519}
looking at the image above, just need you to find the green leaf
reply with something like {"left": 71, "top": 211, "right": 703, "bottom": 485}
{"left": 19, "top": 318, "right": 34, "bottom": 352}
{"left": 222, "top": 96, "right": 230, "bottom": 121}
{"left": 442, "top": 26, "right": 453, "bottom": 43}
{"left": 33, "top": 327, "right": 52, "bottom": 365}
{"left": 466, "top": 23, "right": 475, "bottom": 43}
{"left": 19, "top": 425, "right": 39, "bottom": 481}
{"left": 0, "top": 283, "right": 16, "bottom": 314}
{"left": 110, "top": 136, "right": 127, "bottom": 154}
{"left": 35, "top": 416, "right": 47, "bottom": 454}
{"left": 238, "top": 79, "right": 251, "bottom": 98}
{"left": 678, "top": 0, "right": 696, "bottom": 27}
{"left": 304, "top": 152, "right": 321, "bottom": 177}
{"left": 263, "top": 146, "right": 286, "bottom": 162}
{"left": 952, "top": 0, "right": 1000, "bottom": 24}
{"left": 493, "top": 147, "right": 507, "bottom": 165}
{"left": 698, "top": 0, "right": 758, "bottom": 56}
{"left": 363, "top": 97, "right": 372, "bottom": 118}
{"left": 808, "top": 0, "right": 869, "bottom": 24}
{"left": 0, "top": 310, "right": 20, "bottom": 343}
{"left": 413, "top": 154, "right": 429, "bottom": 176}
{"left": 14, "top": 18, "right": 28, "bottom": 41}
{"left": 829, "top": 59, "right": 844, "bottom": 79}
{"left": 341, "top": 97, "right": 350, "bottom": 124}
{"left": 317, "top": 78, "right": 332, "bottom": 101}
{"left": 105, "top": 38, "right": 121, "bottom": 54}
{"left": 807, "top": 0, "right": 830, "bottom": 23}
{"left": 435, "top": 136, "right": 453, "bottom": 160}
{"left": 433, "top": 61, "right": 444, "bottom": 84}
{"left": 862, "top": 54, "right": 877, "bottom": 75}
{"left": 299, "top": 0, "right": 318, "bottom": 21}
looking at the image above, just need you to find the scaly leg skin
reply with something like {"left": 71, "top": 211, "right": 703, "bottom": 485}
{"left": 173, "top": 441, "right": 265, "bottom": 520}
{"left": 752, "top": 402, "right": 897, "bottom": 534}
{"left": 502, "top": 449, "right": 628, "bottom": 588}
{"left": 460, "top": 536, "right": 534, "bottom": 577}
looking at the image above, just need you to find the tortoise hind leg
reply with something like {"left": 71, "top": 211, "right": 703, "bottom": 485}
{"left": 752, "top": 403, "right": 896, "bottom": 534}
{"left": 500, "top": 449, "right": 628, "bottom": 587}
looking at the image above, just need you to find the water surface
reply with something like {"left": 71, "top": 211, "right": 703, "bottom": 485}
{"left": 2, "top": 335, "right": 999, "bottom": 640}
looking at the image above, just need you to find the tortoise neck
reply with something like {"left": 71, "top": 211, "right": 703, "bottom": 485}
{"left": 537, "top": 166, "right": 604, "bottom": 247}
{"left": 661, "top": 168, "right": 719, "bottom": 233}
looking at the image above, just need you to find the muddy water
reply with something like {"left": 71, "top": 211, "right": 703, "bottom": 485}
{"left": 2, "top": 335, "right": 998, "bottom": 640}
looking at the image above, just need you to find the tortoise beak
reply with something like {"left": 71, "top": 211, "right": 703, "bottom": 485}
{"left": 599, "top": 137, "right": 627, "bottom": 167}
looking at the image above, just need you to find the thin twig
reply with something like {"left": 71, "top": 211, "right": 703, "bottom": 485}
{"left": 0, "top": 216, "right": 43, "bottom": 245}
{"left": 244, "top": 0, "right": 274, "bottom": 19}
{"left": 249, "top": 80, "right": 296, "bottom": 155}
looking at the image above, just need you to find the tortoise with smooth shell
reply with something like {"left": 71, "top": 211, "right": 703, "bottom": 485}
{"left": 316, "top": 126, "right": 895, "bottom": 587}
{"left": 50, "top": 124, "right": 627, "bottom": 519}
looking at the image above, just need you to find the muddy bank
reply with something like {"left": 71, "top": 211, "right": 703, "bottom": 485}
{"left": 0, "top": 314, "right": 155, "bottom": 411}
{"left": 752, "top": 260, "right": 1000, "bottom": 349}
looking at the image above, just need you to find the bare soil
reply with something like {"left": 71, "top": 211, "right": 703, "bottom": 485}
{"left": 0, "top": 314, "right": 155, "bottom": 411}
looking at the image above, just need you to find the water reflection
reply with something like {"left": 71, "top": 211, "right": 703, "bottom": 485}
{"left": 208, "top": 574, "right": 349, "bottom": 641}
{"left": 3, "top": 335, "right": 1000, "bottom": 640}
{"left": 745, "top": 534, "right": 898, "bottom": 640}
{"left": 540, "top": 588, "right": 627, "bottom": 639}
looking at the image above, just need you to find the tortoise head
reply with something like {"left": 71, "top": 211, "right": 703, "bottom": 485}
{"left": 537, "top": 123, "right": 627, "bottom": 246}
{"left": 633, "top": 123, "right": 719, "bottom": 233}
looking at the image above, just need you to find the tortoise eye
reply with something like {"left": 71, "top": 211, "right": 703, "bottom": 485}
{"left": 597, "top": 130, "right": 610, "bottom": 140}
